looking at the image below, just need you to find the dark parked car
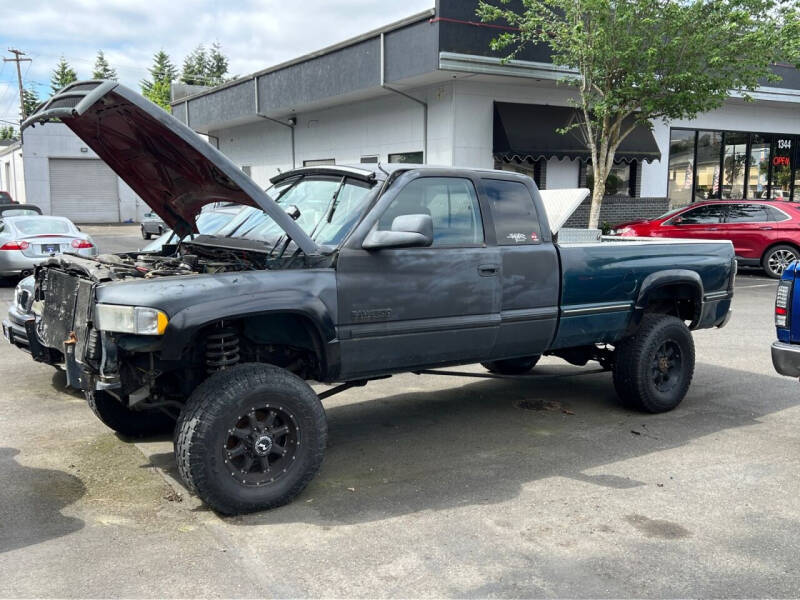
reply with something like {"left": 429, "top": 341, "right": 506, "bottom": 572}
{"left": 8, "top": 80, "right": 736, "bottom": 515}
{"left": 610, "top": 200, "right": 800, "bottom": 278}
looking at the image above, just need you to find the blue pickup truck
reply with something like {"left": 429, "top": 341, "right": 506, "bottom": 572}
{"left": 772, "top": 261, "right": 800, "bottom": 377}
{"left": 7, "top": 80, "right": 736, "bottom": 515}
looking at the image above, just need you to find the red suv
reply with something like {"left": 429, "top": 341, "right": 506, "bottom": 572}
{"left": 611, "top": 200, "right": 800, "bottom": 278}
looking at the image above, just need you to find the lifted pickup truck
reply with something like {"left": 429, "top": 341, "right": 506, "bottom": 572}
{"left": 11, "top": 81, "right": 735, "bottom": 514}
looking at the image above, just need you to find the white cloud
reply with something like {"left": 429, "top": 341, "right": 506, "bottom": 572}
{"left": 1, "top": 0, "right": 433, "bottom": 122}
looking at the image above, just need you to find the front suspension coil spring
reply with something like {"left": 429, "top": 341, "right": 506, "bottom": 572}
{"left": 205, "top": 327, "right": 240, "bottom": 373}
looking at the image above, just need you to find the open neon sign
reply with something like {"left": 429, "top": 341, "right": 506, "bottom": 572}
{"left": 773, "top": 156, "right": 791, "bottom": 167}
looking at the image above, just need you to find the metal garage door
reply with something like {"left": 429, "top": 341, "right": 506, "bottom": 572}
{"left": 49, "top": 158, "right": 120, "bottom": 223}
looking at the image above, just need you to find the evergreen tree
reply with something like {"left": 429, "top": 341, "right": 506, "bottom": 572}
{"left": 50, "top": 57, "right": 78, "bottom": 94}
{"left": 181, "top": 44, "right": 209, "bottom": 86}
{"left": 141, "top": 50, "right": 177, "bottom": 110}
{"left": 22, "top": 87, "right": 40, "bottom": 119}
{"left": 206, "top": 42, "right": 229, "bottom": 86}
{"left": 92, "top": 50, "right": 117, "bottom": 80}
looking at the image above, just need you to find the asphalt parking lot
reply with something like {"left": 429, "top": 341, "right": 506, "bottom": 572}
{"left": 1, "top": 225, "right": 797, "bottom": 598}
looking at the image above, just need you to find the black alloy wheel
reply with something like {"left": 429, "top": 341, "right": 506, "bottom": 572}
{"left": 223, "top": 404, "right": 300, "bottom": 487}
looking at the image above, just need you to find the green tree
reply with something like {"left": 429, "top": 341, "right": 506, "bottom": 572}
{"left": 141, "top": 50, "right": 178, "bottom": 110}
{"left": 181, "top": 44, "right": 209, "bottom": 85}
{"left": 50, "top": 56, "right": 78, "bottom": 94}
{"left": 92, "top": 50, "right": 118, "bottom": 80}
{"left": 478, "top": 0, "right": 800, "bottom": 228}
{"left": 0, "top": 126, "right": 19, "bottom": 141}
{"left": 206, "top": 42, "right": 230, "bottom": 86}
{"left": 22, "top": 86, "right": 40, "bottom": 119}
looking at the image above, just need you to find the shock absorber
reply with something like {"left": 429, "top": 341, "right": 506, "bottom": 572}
{"left": 205, "top": 326, "right": 240, "bottom": 373}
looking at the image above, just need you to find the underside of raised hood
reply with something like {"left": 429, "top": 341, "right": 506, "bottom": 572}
{"left": 21, "top": 80, "right": 318, "bottom": 254}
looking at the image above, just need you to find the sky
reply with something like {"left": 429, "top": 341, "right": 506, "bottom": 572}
{"left": 0, "top": 0, "right": 434, "bottom": 127}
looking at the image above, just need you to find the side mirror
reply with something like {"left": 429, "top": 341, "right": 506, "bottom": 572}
{"left": 362, "top": 214, "right": 434, "bottom": 250}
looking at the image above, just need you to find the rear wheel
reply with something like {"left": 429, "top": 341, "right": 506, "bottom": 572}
{"left": 481, "top": 355, "right": 540, "bottom": 375}
{"left": 762, "top": 244, "right": 797, "bottom": 279}
{"left": 612, "top": 314, "right": 695, "bottom": 413}
{"left": 87, "top": 391, "right": 175, "bottom": 437}
{"left": 174, "top": 363, "right": 327, "bottom": 515}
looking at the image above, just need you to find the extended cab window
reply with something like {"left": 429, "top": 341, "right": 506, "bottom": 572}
{"left": 725, "top": 203, "right": 770, "bottom": 223}
{"left": 483, "top": 179, "right": 541, "bottom": 245}
{"left": 670, "top": 204, "right": 725, "bottom": 225}
{"left": 378, "top": 177, "right": 483, "bottom": 247}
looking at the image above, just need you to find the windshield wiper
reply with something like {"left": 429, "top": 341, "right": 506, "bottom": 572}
{"left": 308, "top": 176, "right": 346, "bottom": 243}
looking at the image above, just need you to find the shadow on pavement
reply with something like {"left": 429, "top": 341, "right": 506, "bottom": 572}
{"left": 0, "top": 447, "right": 85, "bottom": 554}
{"left": 211, "top": 361, "right": 798, "bottom": 526}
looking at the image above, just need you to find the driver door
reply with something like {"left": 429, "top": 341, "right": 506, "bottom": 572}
{"left": 335, "top": 173, "right": 501, "bottom": 379}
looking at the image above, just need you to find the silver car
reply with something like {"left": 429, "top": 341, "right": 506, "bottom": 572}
{"left": 140, "top": 211, "right": 165, "bottom": 239}
{"left": 0, "top": 215, "right": 98, "bottom": 277}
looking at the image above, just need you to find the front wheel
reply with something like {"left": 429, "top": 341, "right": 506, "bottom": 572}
{"left": 481, "top": 355, "right": 540, "bottom": 375}
{"left": 87, "top": 391, "right": 175, "bottom": 437}
{"left": 174, "top": 363, "right": 327, "bottom": 515}
{"left": 612, "top": 314, "right": 695, "bottom": 413}
{"left": 141, "top": 227, "right": 151, "bottom": 240}
{"left": 762, "top": 245, "right": 798, "bottom": 279}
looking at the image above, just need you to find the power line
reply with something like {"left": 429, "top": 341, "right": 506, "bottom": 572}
{"left": 3, "top": 49, "right": 32, "bottom": 121}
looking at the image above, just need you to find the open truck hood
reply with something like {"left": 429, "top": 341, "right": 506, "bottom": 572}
{"left": 21, "top": 80, "right": 319, "bottom": 255}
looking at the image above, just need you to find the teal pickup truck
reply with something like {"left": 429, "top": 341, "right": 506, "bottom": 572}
{"left": 6, "top": 80, "right": 737, "bottom": 515}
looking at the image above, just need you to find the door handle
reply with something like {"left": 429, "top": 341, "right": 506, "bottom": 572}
{"left": 478, "top": 264, "right": 499, "bottom": 277}
{"left": 708, "top": 227, "right": 720, "bottom": 231}
{"left": 759, "top": 226, "right": 774, "bottom": 230}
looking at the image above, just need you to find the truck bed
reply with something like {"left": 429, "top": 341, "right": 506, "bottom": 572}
{"left": 551, "top": 237, "right": 735, "bottom": 349}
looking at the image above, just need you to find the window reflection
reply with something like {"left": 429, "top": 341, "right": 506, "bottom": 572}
{"left": 668, "top": 130, "right": 695, "bottom": 207}
{"left": 748, "top": 134, "right": 771, "bottom": 199}
{"left": 722, "top": 132, "right": 748, "bottom": 198}
{"left": 695, "top": 131, "right": 722, "bottom": 201}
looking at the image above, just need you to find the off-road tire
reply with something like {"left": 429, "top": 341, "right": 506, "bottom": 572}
{"left": 481, "top": 355, "right": 540, "bottom": 375}
{"left": 762, "top": 244, "right": 798, "bottom": 279}
{"left": 87, "top": 390, "right": 175, "bottom": 437}
{"left": 174, "top": 363, "right": 327, "bottom": 515}
{"left": 612, "top": 314, "right": 695, "bottom": 413}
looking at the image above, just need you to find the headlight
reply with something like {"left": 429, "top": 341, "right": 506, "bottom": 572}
{"left": 94, "top": 304, "right": 169, "bottom": 335}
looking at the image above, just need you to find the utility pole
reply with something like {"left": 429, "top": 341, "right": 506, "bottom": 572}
{"left": 4, "top": 49, "right": 32, "bottom": 121}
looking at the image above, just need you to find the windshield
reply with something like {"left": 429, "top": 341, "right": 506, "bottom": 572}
{"left": 216, "top": 175, "right": 375, "bottom": 247}
{"left": 142, "top": 209, "right": 242, "bottom": 251}
{"left": 13, "top": 217, "right": 72, "bottom": 235}
{"left": 1, "top": 208, "right": 39, "bottom": 217}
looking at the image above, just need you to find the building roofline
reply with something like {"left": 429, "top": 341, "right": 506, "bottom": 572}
{"left": 171, "top": 7, "right": 436, "bottom": 107}
{"left": 0, "top": 140, "right": 21, "bottom": 157}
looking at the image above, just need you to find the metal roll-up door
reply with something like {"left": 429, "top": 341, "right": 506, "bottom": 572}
{"left": 49, "top": 158, "right": 120, "bottom": 223}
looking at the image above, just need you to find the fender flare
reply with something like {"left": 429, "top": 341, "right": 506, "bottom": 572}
{"left": 634, "top": 269, "right": 704, "bottom": 326}
{"left": 159, "top": 291, "right": 338, "bottom": 375}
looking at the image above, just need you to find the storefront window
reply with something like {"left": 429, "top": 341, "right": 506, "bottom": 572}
{"left": 388, "top": 152, "right": 424, "bottom": 164}
{"left": 695, "top": 131, "right": 722, "bottom": 201}
{"left": 494, "top": 158, "right": 543, "bottom": 188}
{"left": 771, "top": 136, "right": 794, "bottom": 200}
{"left": 667, "top": 130, "right": 695, "bottom": 207}
{"left": 722, "top": 132, "right": 748, "bottom": 198}
{"left": 748, "top": 134, "right": 771, "bottom": 199}
{"left": 585, "top": 162, "right": 634, "bottom": 197}
{"left": 671, "top": 129, "right": 798, "bottom": 203}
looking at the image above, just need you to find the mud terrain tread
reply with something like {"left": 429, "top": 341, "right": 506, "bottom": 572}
{"left": 87, "top": 390, "right": 175, "bottom": 438}
{"left": 175, "top": 363, "right": 327, "bottom": 514}
{"left": 612, "top": 314, "right": 695, "bottom": 413}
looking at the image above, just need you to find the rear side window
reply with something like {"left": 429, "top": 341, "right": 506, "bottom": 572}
{"left": 725, "top": 203, "right": 769, "bottom": 223}
{"left": 671, "top": 204, "right": 725, "bottom": 225}
{"left": 483, "top": 179, "right": 541, "bottom": 245}
{"left": 765, "top": 205, "right": 791, "bottom": 222}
